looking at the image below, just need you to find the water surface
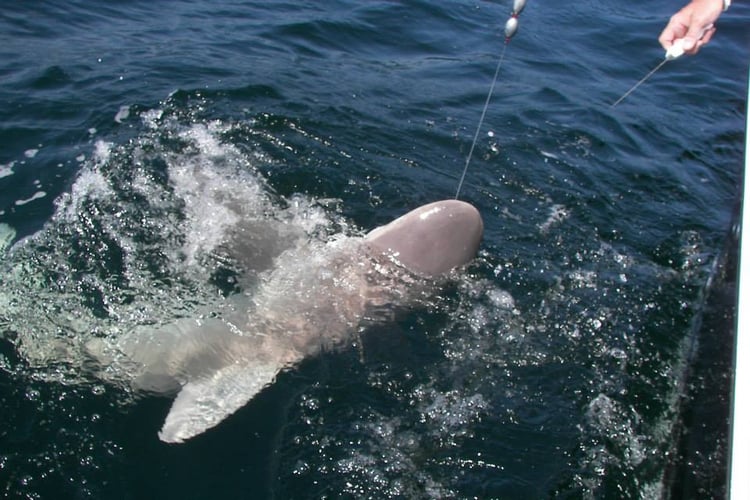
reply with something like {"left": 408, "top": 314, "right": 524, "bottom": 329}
{"left": 1, "top": 1, "right": 748, "bottom": 498}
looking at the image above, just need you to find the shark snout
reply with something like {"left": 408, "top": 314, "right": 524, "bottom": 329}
{"left": 364, "top": 200, "right": 483, "bottom": 277}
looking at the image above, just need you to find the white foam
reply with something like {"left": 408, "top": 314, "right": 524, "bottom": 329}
{"left": 141, "top": 109, "right": 163, "bottom": 129}
{"left": 60, "top": 167, "right": 113, "bottom": 219}
{"left": 169, "top": 124, "right": 266, "bottom": 264}
{"left": 0, "top": 223, "right": 15, "bottom": 252}
{"left": 485, "top": 288, "right": 515, "bottom": 309}
{"left": 15, "top": 191, "right": 47, "bottom": 206}
{"left": 114, "top": 105, "right": 130, "bottom": 123}
{"left": 93, "top": 140, "right": 113, "bottom": 163}
{"left": 539, "top": 203, "right": 570, "bottom": 233}
{"left": 179, "top": 121, "right": 228, "bottom": 157}
{"left": 0, "top": 162, "right": 14, "bottom": 179}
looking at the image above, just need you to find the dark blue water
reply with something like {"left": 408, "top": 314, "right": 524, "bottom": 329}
{"left": 1, "top": 1, "right": 747, "bottom": 498}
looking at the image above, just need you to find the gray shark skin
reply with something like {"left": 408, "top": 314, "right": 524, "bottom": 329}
{"left": 154, "top": 200, "right": 483, "bottom": 443}
{"left": 365, "top": 200, "right": 483, "bottom": 277}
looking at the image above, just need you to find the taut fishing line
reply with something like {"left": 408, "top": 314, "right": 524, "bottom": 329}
{"left": 455, "top": 0, "right": 527, "bottom": 199}
{"left": 611, "top": 24, "right": 714, "bottom": 107}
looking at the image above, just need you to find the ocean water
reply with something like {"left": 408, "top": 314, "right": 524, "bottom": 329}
{"left": 1, "top": 1, "right": 748, "bottom": 498}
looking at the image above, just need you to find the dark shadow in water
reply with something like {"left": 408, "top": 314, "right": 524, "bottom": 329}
{"left": 663, "top": 193, "right": 739, "bottom": 498}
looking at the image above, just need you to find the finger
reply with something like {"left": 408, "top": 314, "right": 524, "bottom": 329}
{"left": 700, "top": 26, "right": 717, "bottom": 44}
{"left": 687, "top": 26, "right": 716, "bottom": 55}
{"left": 685, "top": 21, "right": 713, "bottom": 41}
{"left": 658, "top": 17, "right": 689, "bottom": 50}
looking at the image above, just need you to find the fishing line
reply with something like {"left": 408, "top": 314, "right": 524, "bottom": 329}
{"left": 611, "top": 25, "right": 714, "bottom": 107}
{"left": 455, "top": 0, "right": 526, "bottom": 200}
{"left": 611, "top": 57, "right": 670, "bottom": 108}
{"left": 455, "top": 44, "right": 507, "bottom": 199}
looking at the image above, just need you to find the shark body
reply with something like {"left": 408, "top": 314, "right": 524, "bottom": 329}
{"left": 104, "top": 200, "right": 482, "bottom": 443}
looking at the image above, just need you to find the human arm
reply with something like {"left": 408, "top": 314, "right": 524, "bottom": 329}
{"left": 658, "top": 0, "right": 730, "bottom": 55}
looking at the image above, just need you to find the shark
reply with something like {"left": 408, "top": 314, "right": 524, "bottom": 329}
{"left": 94, "top": 199, "right": 483, "bottom": 443}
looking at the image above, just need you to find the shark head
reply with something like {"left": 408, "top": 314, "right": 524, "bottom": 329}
{"left": 364, "top": 199, "right": 483, "bottom": 277}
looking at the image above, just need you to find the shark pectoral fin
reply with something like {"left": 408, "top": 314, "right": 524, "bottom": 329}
{"left": 158, "top": 361, "right": 281, "bottom": 444}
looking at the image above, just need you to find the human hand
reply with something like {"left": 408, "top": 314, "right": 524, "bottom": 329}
{"left": 658, "top": 0, "right": 725, "bottom": 55}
